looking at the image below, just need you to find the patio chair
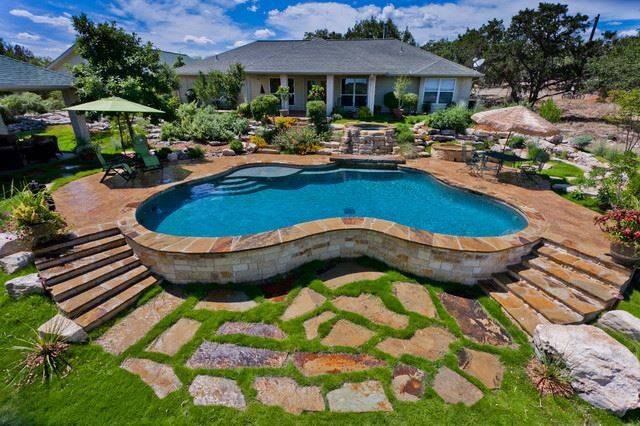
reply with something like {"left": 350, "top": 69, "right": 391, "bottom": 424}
{"left": 465, "top": 151, "right": 482, "bottom": 175}
{"left": 519, "top": 163, "right": 539, "bottom": 181}
{"left": 95, "top": 150, "right": 137, "bottom": 183}
{"left": 478, "top": 154, "right": 500, "bottom": 176}
{"left": 132, "top": 137, "right": 161, "bottom": 171}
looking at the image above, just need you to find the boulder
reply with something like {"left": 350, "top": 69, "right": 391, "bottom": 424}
{"left": 598, "top": 310, "right": 640, "bottom": 341}
{"left": 222, "top": 148, "right": 236, "bottom": 156}
{"left": 1, "top": 251, "right": 34, "bottom": 274}
{"left": 243, "top": 142, "right": 257, "bottom": 153}
{"left": 0, "top": 232, "right": 30, "bottom": 257}
{"left": 547, "top": 134, "right": 564, "bottom": 145}
{"left": 167, "top": 152, "right": 179, "bottom": 162}
{"left": 533, "top": 324, "right": 640, "bottom": 416}
{"left": 5, "top": 273, "right": 43, "bottom": 299}
{"left": 38, "top": 314, "right": 87, "bottom": 343}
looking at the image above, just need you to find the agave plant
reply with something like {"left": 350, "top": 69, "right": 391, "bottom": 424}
{"left": 526, "top": 355, "right": 574, "bottom": 398}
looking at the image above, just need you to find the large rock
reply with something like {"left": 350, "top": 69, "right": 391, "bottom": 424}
{"left": 1, "top": 251, "right": 34, "bottom": 274}
{"left": 0, "top": 232, "right": 30, "bottom": 257}
{"left": 38, "top": 314, "right": 87, "bottom": 343}
{"left": 5, "top": 273, "right": 43, "bottom": 299}
{"left": 597, "top": 310, "right": 640, "bottom": 341}
{"left": 534, "top": 324, "right": 640, "bottom": 416}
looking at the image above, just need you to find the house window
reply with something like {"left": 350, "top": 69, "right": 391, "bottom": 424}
{"left": 270, "top": 78, "right": 295, "bottom": 105}
{"left": 340, "top": 77, "right": 367, "bottom": 108}
{"left": 306, "top": 80, "right": 326, "bottom": 101}
{"left": 424, "top": 78, "right": 456, "bottom": 105}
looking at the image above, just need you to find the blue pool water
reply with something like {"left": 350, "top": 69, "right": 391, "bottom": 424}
{"left": 137, "top": 165, "right": 527, "bottom": 238}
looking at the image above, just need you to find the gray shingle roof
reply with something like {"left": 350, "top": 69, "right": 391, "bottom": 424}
{"left": 0, "top": 55, "right": 73, "bottom": 91}
{"left": 178, "top": 39, "right": 482, "bottom": 77}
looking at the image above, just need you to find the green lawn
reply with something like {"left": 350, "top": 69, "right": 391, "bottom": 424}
{"left": 0, "top": 259, "right": 636, "bottom": 425}
{"left": 540, "top": 160, "right": 584, "bottom": 180}
{"left": 334, "top": 114, "right": 429, "bottom": 127}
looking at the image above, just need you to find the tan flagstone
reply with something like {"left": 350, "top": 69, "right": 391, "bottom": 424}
{"left": 195, "top": 288, "right": 258, "bottom": 312}
{"left": 189, "top": 375, "right": 246, "bottom": 410}
{"left": 303, "top": 311, "right": 336, "bottom": 339}
{"left": 432, "top": 366, "right": 483, "bottom": 406}
{"left": 320, "top": 319, "right": 375, "bottom": 348}
{"left": 253, "top": 376, "right": 325, "bottom": 415}
{"left": 146, "top": 318, "right": 201, "bottom": 356}
{"left": 120, "top": 358, "right": 181, "bottom": 399}
{"left": 376, "top": 327, "right": 455, "bottom": 360}
{"left": 458, "top": 348, "right": 504, "bottom": 390}
{"left": 392, "top": 281, "right": 436, "bottom": 318}
{"left": 326, "top": 380, "right": 392, "bottom": 412}
{"left": 333, "top": 293, "right": 409, "bottom": 329}
{"left": 319, "top": 262, "right": 385, "bottom": 290}
{"left": 280, "top": 288, "right": 326, "bottom": 321}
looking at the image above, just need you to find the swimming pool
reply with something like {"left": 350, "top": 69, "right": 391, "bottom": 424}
{"left": 136, "top": 165, "right": 527, "bottom": 238}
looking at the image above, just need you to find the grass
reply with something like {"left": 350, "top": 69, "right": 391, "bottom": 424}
{"left": 540, "top": 160, "right": 584, "bottom": 180}
{"left": 0, "top": 258, "right": 636, "bottom": 425}
{"left": 334, "top": 114, "right": 430, "bottom": 127}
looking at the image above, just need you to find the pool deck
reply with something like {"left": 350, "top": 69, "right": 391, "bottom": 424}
{"left": 53, "top": 155, "right": 613, "bottom": 264}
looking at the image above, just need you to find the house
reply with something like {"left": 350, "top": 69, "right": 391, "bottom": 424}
{"left": 48, "top": 44, "right": 194, "bottom": 74}
{"left": 176, "top": 39, "right": 482, "bottom": 115}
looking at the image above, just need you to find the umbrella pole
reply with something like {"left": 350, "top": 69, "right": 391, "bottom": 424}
{"left": 502, "top": 131, "right": 511, "bottom": 153}
{"left": 116, "top": 114, "right": 126, "bottom": 155}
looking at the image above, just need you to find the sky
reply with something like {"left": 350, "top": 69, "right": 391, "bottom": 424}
{"left": 1, "top": 0, "right": 639, "bottom": 60}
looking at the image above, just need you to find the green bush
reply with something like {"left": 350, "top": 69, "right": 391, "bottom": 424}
{"left": 589, "top": 141, "right": 623, "bottom": 162}
{"left": 571, "top": 135, "right": 593, "bottom": 150}
{"left": 10, "top": 188, "right": 66, "bottom": 243}
{"left": 422, "top": 102, "right": 432, "bottom": 114}
{"left": 237, "top": 102, "right": 251, "bottom": 117}
{"left": 356, "top": 106, "right": 372, "bottom": 120}
{"left": 527, "top": 142, "right": 551, "bottom": 164}
{"left": 306, "top": 100, "right": 328, "bottom": 133}
{"left": 0, "top": 104, "right": 13, "bottom": 123}
{"left": 250, "top": 95, "right": 279, "bottom": 122}
{"left": 0, "top": 92, "right": 48, "bottom": 115}
{"left": 274, "top": 127, "right": 320, "bottom": 154}
{"left": 187, "top": 146, "right": 205, "bottom": 159}
{"left": 42, "top": 91, "right": 65, "bottom": 111}
{"left": 383, "top": 92, "right": 399, "bottom": 110}
{"left": 331, "top": 113, "right": 343, "bottom": 121}
{"left": 427, "top": 105, "right": 472, "bottom": 134}
{"left": 402, "top": 93, "right": 418, "bottom": 114}
{"left": 507, "top": 135, "right": 527, "bottom": 149}
{"left": 229, "top": 139, "right": 243, "bottom": 154}
{"left": 307, "top": 84, "right": 325, "bottom": 101}
{"left": 395, "top": 123, "right": 415, "bottom": 145}
{"left": 538, "top": 99, "right": 562, "bottom": 123}
{"left": 160, "top": 103, "right": 247, "bottom": 142}
{"left": 156, "top": 147, "right": 172, "bottom": 161}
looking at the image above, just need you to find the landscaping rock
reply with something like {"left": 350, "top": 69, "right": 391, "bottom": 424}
{"left": 253, "top": 377, "right": 325, "bottom": 415}
{"left": 0, "top": 232, "right": 30, "bottom": 257}
{"left": 189, "top": 375, "right": 246, "bottom": 410}
{"left": 146, "top": 318, "right": 201, "bottom": 356}
{"left": 216, "top": 321, "right": 286, "bottom": 340}
{"left": 186, "top": 342, "right": 288, "bottom": 369}
{"left": 327, "top": 381, "right": 392, "bottom": 412}
{"left": 392, "top": 281, "right": 436, "bottom": 318}
{"left": 293, "top": 352, "right": 386, "bottom": 377}
{"left": 439, "top": 293, "right": 512, "bottom": 346}
{"left": 303, "top": 311, "right": 336, "bottom": 339}
{"left": 321, "top": 319, "right": 375, "bottom": 347}
{"left": 533, "top": 324, "right": 640, "bottom": 416}
{"left": 1, "top": 251, "right": 33, "bottom": 274}
{"left": 121, "top": 358, "right": 182, "bottom": 399}
{"left": 38, "top": 314, "right": 87, "bottom": 343}
{"left": 458, "top": 348, "right": 504, "bottom": 389}
{"left": 333, "top": 294, "right": 409, "bottom": 329}
{"left": 597, "top": 310, "right": 640, "bottom": 340}
{"left": 222, "top": 148, "right": 236, "bottom": 156}
{"left": 195, "top": 289, "right": 258, "bottom": 312}
{"left": 318, "top": 261, "right": 384, "bottom": 290}
{"left": 376, "top": 327, "right": 455, "bottom": 361}
{"left": 432, "top": 366, "right": 483, "bottom": 406}
{"left": 280, "top": 288, "right": 326, "bottom": 321}
{"left": 167, "top": 152, "right": 179, "bottom": 162}
{"left": 5, "top": 273, "right": 43, "bottom": 299}
{"left": 392, "top": 364, "right": 425, "bottom": 401}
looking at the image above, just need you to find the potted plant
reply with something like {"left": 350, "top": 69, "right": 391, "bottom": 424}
{"left": 275, "top": 86, "right": 290, "bottom": 117}
{"left": 595, "top": 209, "right": 640, "bottom": 266}
{"left": 10, "top": 188, "right": 66, "bottom": 245}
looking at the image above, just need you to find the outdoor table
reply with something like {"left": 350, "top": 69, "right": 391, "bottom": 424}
{"left": 483, "top": 151, "right": 527, "bottom": 174}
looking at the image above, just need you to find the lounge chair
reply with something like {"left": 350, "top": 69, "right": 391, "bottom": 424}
{"left": 95, "top": 150, "right": 137, "bottom": 183}
{"left": 465, "top": 152, "right": 482, "bottom": 175}
{"left": 132, "top": 137, "right": 161, "bottom": 171}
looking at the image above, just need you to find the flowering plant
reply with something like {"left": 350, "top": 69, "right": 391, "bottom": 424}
{"left": 595, "top": 209, "right": 640, "bottom": 251}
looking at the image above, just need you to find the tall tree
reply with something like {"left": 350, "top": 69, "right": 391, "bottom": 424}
{"left": 303, "top": 29, "right": 344, "bottom": 40}
{"left": 0, "top": 38, "right": 50, "bottom": 67}
{"left": 304, "top": 17, "right": 417, "bottom": 45}
{"left": 586, "top": 34, "right": 640, "bottom": 95}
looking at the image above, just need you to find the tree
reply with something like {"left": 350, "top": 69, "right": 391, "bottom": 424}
{"left": 393, "top": 76, "right": 410, "bottom": 109}
{"left": 303, "top": 17, "right": 417, "bottom": 46}
{"left": 609, "top": 89, "right": 640, "bottom": 153}
{"left": 587, "top": 34, "right": 640, "bottom": 95}
{"left": 303, "top": 29, "right": 344, "bottom": 40}
{"left": 191, "top": 63, "right": 246, "bottom": 109}
{"left": 173, "top": 55, "right": 186, "bottom": 68}
{"left": 0, "top": 38, "right": 50, "bottom": 67}
{"left": 422, "top": 29, "right": 487, "bottom": 69}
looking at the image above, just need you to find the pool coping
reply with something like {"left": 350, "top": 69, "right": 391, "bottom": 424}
{"left": 115, "top": 162, "right": 548, "bottom": 256}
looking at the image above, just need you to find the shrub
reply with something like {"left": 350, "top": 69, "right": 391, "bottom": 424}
{"left": 10, "top": 188, "right": 66, "bottom": 243}
{"left": 595, "top": 209, "right": 640, "bottom": 251}
{"left": 274, "top": 127, "right": 320, "bottom": 155}
{"left": 427, "top": 105, "right": 472, "bottom": 134}
{"left": 0, "top": 92, "right": 47, "bottom": 115}
{"left": 156, "top": 147, "right": 172, "bottom": 161}
{"left": 187, "top": 146, "right": 205, "bottom": 159}
{"left": 307, "top": 84, "right": 325, "bottom": 101}
{"left": 249, "top": 135, "right": 267, "bottom": 148}
{"left": 526, "top": 356, "right": 573, "bottom": 398}
{"left": 274, "top": 116, "right": 296, "bottom": 131}
{"left": 398, "top": 143, "right": 419, "bottom": 159}
{"left": 250, "top": 94, "right": 279, "bottom": 122}
{"left": 571, "top": 135, "right": 593, "bottom": 150}
{"left": 422, "top": 102, "right": 432, "bottom": 114}
{"left": 229, "top": 139, "right": 243, "bottom": 154}
{"left": 395, "top": 123, "right": 416, "bottom": 145}
{"left": 589, "top": 141, "right": 623, "bottom": 162}
{"left": 402, "top": 93, "right": 418, "bottom": 114}
{"left": 42, "top": 91, "right": 65, "bottom": 111}
{"left": 237, "top": 102, "right": 251, "bottom": 117}
{"left": 527, "top": 142, "right": 551, "bottom": 165}
{"left": 356, "top": 106, "right": 372, "bottom": 120}
{"left": 331, "top": 113, "right": 343, "bottom": 122}
{"left": 507, "top": 135, "right": 527, "bottom": 149}
{"left": 539, "top": 99, "right": 562, "bottom": 123}
{"left": 160, "top": 103, "right": 247, "bottom": 142}
{"left": 0, "top": 104, "right": 13, "bottom": 123}
{"left": 306, "top": 100, "right": 328, "bottom": 133}
{"left": 383, "top": 92, "right": 399, "bottom": 110}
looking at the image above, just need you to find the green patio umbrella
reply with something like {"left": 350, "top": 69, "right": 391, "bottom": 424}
{"left": 65, "top": 96, "right": 164, "bottom": 152}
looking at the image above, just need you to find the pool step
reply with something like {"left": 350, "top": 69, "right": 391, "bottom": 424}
{"left": 35, "top": 225, "right": 160, "bottom": 332}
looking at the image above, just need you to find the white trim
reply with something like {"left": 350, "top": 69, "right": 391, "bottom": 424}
{"left": 326, "top": 75, "right": 334, "bottom": 115}
{"left": 366, "top": 75, "right": 376, "bottom": 113}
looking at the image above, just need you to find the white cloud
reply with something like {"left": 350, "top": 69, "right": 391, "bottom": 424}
{"left": 619, "top": 28, "right": 639, "bottom": 37}
{"left": 232, "top": 39, "right": 250, "bottom": 47}
{"left": 183, "top": 35, "right": 214, "bottom": 45}
{"left": 16, "top": 32, "right": 41, "bottom": 41}
{"left": 247, "top": 4, "right": 258, "bottom": 12}
{"left": 9, "top": 9, "right": 73, "bottom": 31}
{"left": 254, "top": 28, "right": 275, "bottom": 38}
{"left": 607, "top": 21, "right": 623, "bottom": 26}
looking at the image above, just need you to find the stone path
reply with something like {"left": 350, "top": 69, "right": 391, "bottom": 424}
{"left": 326, "top": 381, "right": 392, "bottom": 412}
{"left": 321, "top": 319, "right": 375, "bottom": 347}
{"left": 189, "top": 375, "right": 246, "bottom": 409}
{"left": 458, "top": 348, "right": 504, "bottom": 389}
{"left": 121, "top": 358, "right": 181, "bottom": 399}
{"left": 392, "top": 364, "right": 425, "bottom": 402}
{"left": 195, "top": 289, "right": 258, "bottom": 312}
{"left": 392, "top": 282, "right": 436, "bottom": 318}
{"left": 319, "top": 262, "right": 385, "bottom": 290}
{"left": 303, "top": 311, "right": 336, "bottom": 339}
{"left": 281, "top": 288, "right": 326, "bottom": 320}
{"left": 146, "top": 318, "right": 200, "bottom": 356}
{"left": 432, "top": 366, "right": 483, "bottom": 406}
{"left": 186, "top": 342, "right": 288, "bottom": 369}
{"left": 376, "top": 327, "right": 456, "bottom": 361}
{"left": 98, "top": 291, "right": 184, "bottom": 355}
{"left": 333, "top": 294, "right": 409, "bottom": 329}
{"left": 216, "top": 321, "right": 286, "bottom": 340}
{"left": 293, "top": 352, "right": 386, "bottom": 377}
{"left": 439, "top": 293, "right": 512, "bottom": 347}
{"left": 253, "top": 377, "right": 325, "bottom": 415}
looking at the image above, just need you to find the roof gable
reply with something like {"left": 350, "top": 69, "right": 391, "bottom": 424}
{"left": 0, "top": 55, "right": 73, "bottom": 91}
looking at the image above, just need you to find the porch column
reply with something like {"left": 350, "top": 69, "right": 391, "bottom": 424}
{"left": 418, "top": 77, "right": 427, "bottom": 113}
{"left": 62, "top": 89, "right": 90, "bottom": 146}
{"left": 0, "top": 113, "right": 8, "bottom": 135}
{"left": 279, "top": 74, "right": 289, "bottom": 111}
{"left": 325, "top": 75, "right": 334, "bottom": 115}
{"left": 367, "top": 74, "right": 376, "bottom": 112}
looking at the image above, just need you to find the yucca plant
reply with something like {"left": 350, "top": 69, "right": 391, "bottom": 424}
{"left": 526, "top": 355, "right": 574, "bottom": 398}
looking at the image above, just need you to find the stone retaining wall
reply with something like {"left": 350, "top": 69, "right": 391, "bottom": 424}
{"left": 340, "top": 127, "right": 396, "bottom": 155}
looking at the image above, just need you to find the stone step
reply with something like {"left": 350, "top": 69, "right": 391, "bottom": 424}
{"left": 526, "top": 256, "right": 621, "bottom": 306}
{"left": 480, "top": 277, "right": 550, "bottom": 336}
{"left": 33, "top": 226, "right": 120, "bottom": 257}
{"left": 74, "top": 276, "right": 159, "bottom": 331}
{"left": 491, "top": 271, "right": 583, "bottom": 324}
{"left": 258, "top": 148, "right": 280, "bottom": 154}
{"left": 40, "top": 245, "right": 133, "bottom": 286}
{"left": 35, "top": 234, "right": 126, "bottom": 270}
{"left": 509, "top": 264, "right": 605, "bottom": 321}
{"left": 59, "top": 265, "right": 150, "bottom": 318}
{"left": 49, "top": 256, "right": 141, "bottom": 302}
{"left": 537, "top": 244, "right": 630, "bottom": 288}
